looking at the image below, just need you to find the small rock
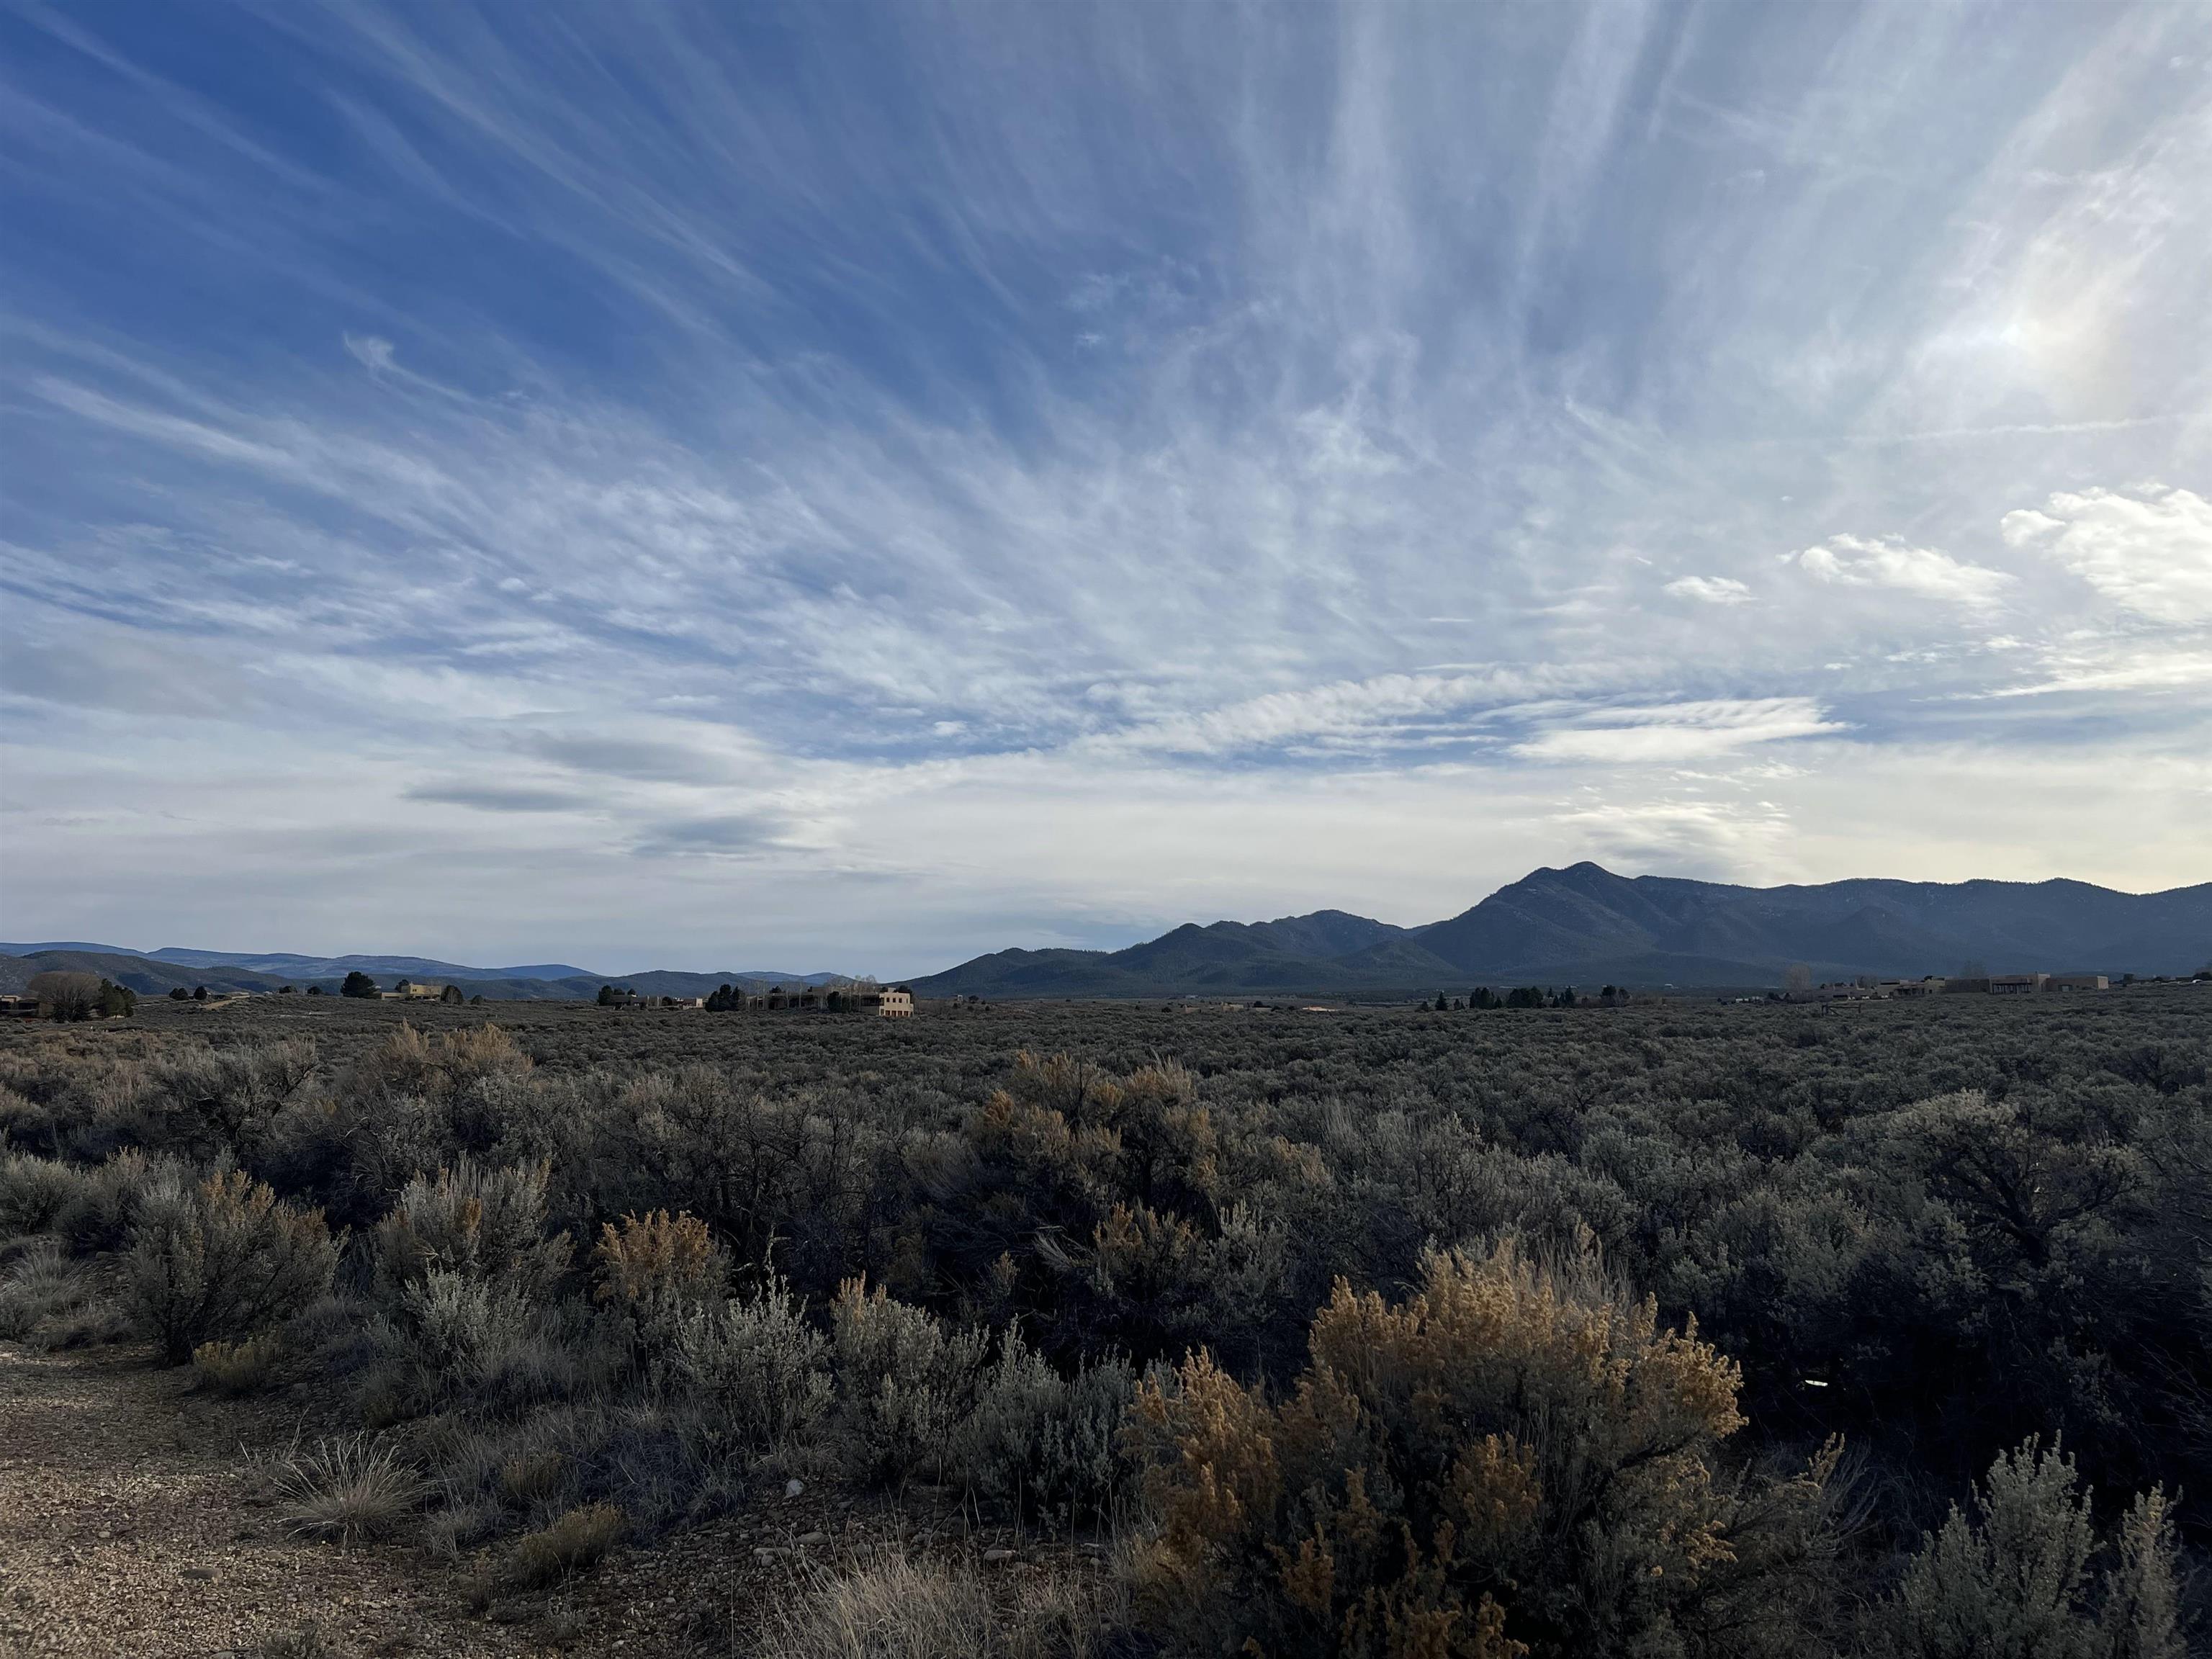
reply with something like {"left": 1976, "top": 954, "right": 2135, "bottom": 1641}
{"left": 181, "top": 1567, "right": 216, "bottom": 1583}
{"left": 784, "top": 1478, "right": 804, "bottom": 1498}
{"left": 982, "top": 1548, "right": 1015, "bottom": 1563}
{"left": 796, "top": 1531, "right": 826, "bottom": 1547}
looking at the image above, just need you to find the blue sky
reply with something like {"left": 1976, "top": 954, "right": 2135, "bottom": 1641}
{"left": 4, "top": 1, "right": 2208, "bottom": 974}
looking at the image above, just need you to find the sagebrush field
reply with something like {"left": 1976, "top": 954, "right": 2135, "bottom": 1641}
{"left": 4, "top": 989, "right": 2206, "bottom": 1656}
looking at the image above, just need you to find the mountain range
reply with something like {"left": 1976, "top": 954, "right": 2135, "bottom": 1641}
{"left": 6, "top": 864, "right": 2206, "bottom": 1004}
{"left": 0, "top": 945, "right": 848, "bottom": 1002}
{"left": 904, "top": 863, "right": 2212, "bottom": 998}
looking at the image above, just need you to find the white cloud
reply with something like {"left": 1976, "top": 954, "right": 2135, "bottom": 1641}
{"left": 1663, "top": 575, "right": 1753, "bottom": 606}
{"left": 1794, "top": 536, "right": 2014, "bottom": 607}
{"left": 2000, "top": 482, "right": 2212, "bottom": 623}
{"left": 1514, "top": 698, "right": 1845, "bottom": 765}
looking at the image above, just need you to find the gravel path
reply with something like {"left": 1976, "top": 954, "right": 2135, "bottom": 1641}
{"left": 1, "top": 1340, "right": 1111, "bottom": 1658}
{"left": 0, "top": 1343, "right": 541, "bottom": 1659}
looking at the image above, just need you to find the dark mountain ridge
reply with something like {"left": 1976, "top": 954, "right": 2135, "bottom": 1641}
{"left": 9, "top": 865, "right": 2203, "bottom": 1004}
{"left": 909, "top": 863, "right": 2212, "bottom": 998}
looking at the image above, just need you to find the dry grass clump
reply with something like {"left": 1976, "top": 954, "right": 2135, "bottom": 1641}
{"left": 756, "top": 1553, "right": 1125, "bottom": 1659}
{"left": 0, "top": 1241, "right": 85, "bottom": 1338}
{"left": 503, "top": 1501, "right": 626, "bottom": 1588}
{"left": 270, "top": 1434, "right": 426, "bottom": 1545}
{"left": 192, "top": 1332, "right": 286, "bottom": 1395}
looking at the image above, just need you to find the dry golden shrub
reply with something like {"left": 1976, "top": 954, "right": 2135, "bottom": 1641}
{"left": 593, "top": 1207, "right": 725, "bottom": 1309}
{"left": 503, "top": 1502, "right": 625, "bottom": 1588}
{"left": 1129, "top": 1236, "right": 1836, "bottom": 1659}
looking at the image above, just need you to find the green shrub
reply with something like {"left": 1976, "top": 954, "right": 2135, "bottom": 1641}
{"left": 950, "top": 1326, "right": 1133, "bottom": 1524}
{"left": 667, "top": 1273, "right": 832, "bottom": 1460}
{"left": 1128, "top": 1237, "right": 1840, "bottom": 1659}
{"left": 55, "top": 1149, "right": 189, "bottom": 1257}
{"left": 0, "top": 1151, "right": 82, "bottom": 1237}
{"left": 370, "top": 1157, "right": 571, "bottom": 1302}
{"left": 831, "top": 1278, "right": 990, "bottom": 1487}
{"left": 125, "top": 1169, "right": 338, "bottom": 1363}
{"left": 1891, "top": 1437, "right": 2182, "bottom": 1659}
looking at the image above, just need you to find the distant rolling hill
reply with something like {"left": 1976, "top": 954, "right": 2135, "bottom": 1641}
{"left": 907, "top": 863, "right": 2212, "bottom": 999}
{"left": 0, "top": 945, "right": 857, "bottom": 1002}
{"left": 10, "top": 864, "right": 2205, "bottom": 1005}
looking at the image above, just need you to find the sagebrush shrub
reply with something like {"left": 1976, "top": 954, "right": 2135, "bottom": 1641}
{"left": 0, "top": 1241, "right": 85, "bottom": 1339}
{"left": 595, "top": 1207, "right": 727, "bottom": 1373}
{"left": 950, "top": 1326, "right": 1133, "bottom": 1524}
{"left": 831, "top": 1278, "right": 990, "bottom": 1487}
{"left": 53, "top": 1148, "right": 179, "bottom": 1257}
{"left": 1129, "top": 1236, "right": 1839, "bottom": 1659}
{"left": 667, "top": 1273, "right": 832, "bottom": 1460}
{"left": 125, "top": 1169, "right": 338, "bottom": 1363}
{"left": 390, "top": 1267, "right": 539, "bottom": 1394}
{"left": 0, "top": 1151, "right": 81, "bottom": 1237}
{"left": 1891, "top": 1437, "right": 2182, "bottom": 1659}
{"left": 370, "top": 1157, "right": 571, "bottom": 1302}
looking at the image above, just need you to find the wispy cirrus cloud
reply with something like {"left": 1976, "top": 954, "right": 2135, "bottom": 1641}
{"left": 2, "top": 1, "right": 2207, "bottom": 967}
{"left": 1514, "top": 698, "right": 1846, "bottom": 765}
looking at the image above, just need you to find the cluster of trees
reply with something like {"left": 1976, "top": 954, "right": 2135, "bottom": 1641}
{"left": 21, "top": 971, "right": 134, "bottom": 1021}
{"left": 0, "top": 989, "right": 2203, "bottom": 1653}
{"left": 1430, "top": 985, "right": 1629, "bottom": 1010}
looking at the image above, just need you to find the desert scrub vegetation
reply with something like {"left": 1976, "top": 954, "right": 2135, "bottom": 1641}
{"left": 502, "top": 1501, "right": 626, "bottom": 1588}
{"left": 1, "top": 989, "right": 2206, "bottom": 1651}
{"left": 124, "top": 1167, "right": 338, "bottom": 1362}
{"left": 757, "top": 1551, "right": 1129, "bottom": 1659}
{"left": 269, "top": 1432, "right": 428, "bottom": 1544}
{"left": 1128, "top": 1236, "right": 1843, "bottom": 1658}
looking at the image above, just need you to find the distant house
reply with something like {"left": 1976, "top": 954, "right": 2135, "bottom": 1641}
{"left": 1989, "top": 973, "right": 2049, "bottom": 995}
{"left": 381, "top": 981, "right": 460, "bottom": 1002}
{"left": 873, "top": 987, "right": 914, "bottom": 1018}
{"left": 2049, "top": 974, "right": 2109, "bottom": 991}
{"left": 0, "top": 994, "right": 40, "bottom": 1019}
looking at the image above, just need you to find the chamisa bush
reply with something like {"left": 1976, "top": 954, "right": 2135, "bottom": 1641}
{"left": 1128, "top": 1234, "right": 1840, "bottom": 1659}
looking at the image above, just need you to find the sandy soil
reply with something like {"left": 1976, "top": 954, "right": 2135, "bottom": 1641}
{"left": 0, "top": 1340, "right": 1097, "bottom": 1659}
{"left": 0, "top": 1342, "right": 556, "bottom": 1658}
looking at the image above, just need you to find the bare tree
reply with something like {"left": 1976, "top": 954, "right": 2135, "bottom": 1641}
{"left": 27, "top": 971, "right": 103, "bottom": 1021}
{"left": 1783, "top": 963, "right": 1813, "bottom": 994}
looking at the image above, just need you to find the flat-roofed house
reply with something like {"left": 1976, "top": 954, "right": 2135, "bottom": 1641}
{"left": 1989, "top": 973, "right": 2049, "bottom": 994}
{"left": 2050, "top": 974, "right": 2109, "bottom": 991}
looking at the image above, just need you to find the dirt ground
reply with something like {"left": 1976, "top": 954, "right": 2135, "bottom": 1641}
{"left": 0, "top": 1341, "right": 1096, "bottom": 1659}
